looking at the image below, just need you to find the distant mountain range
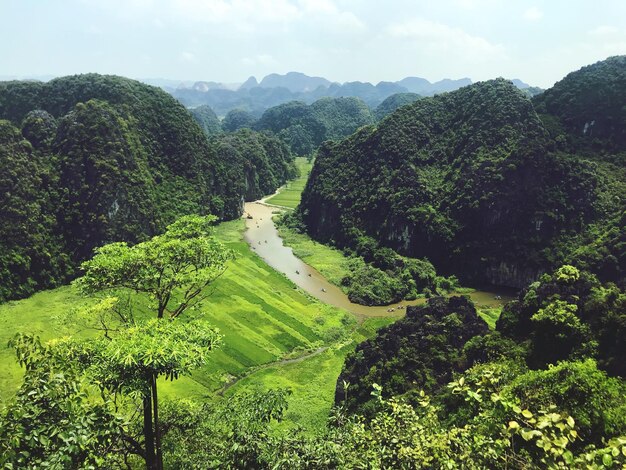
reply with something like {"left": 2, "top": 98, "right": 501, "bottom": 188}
{"left": 163, "top": 72, "right": 542, "bottom": 116}
{"left": 0, "top": 72, "right": 542, "bottom": 117}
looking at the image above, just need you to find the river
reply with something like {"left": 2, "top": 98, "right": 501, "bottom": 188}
{"left": 243, "top": 201, "right": 515, "bottom": 318}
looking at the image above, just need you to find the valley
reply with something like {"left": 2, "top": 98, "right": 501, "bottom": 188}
{"left": 0, "top": 183, "right": 394, "bottom": 432}
{"left": 1, "top": 54, "right": 624, "bottom": 469}
{"left": 245, "top": 198, "right": 513, "bottom": 317}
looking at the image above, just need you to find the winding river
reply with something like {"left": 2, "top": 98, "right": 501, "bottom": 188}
{"left": 243, "top": 201, "right": 515, "bottom": 317}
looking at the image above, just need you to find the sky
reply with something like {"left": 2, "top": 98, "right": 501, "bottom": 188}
{"left": 1, "top": 0, "right": 625, "bottom": 88}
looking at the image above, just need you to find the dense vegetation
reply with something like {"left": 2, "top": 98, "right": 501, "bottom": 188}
{"left": 498, "top": 265, "right": 625, "bottom": 377}
{"left": 0, "top": 74, "right": 296, "bottom": 301}
{"left": 190, "top": 104, "right": 222, "bottom": 137}
{"left": 374, "top": 92, "right": 421, "bottom": 121}
{"left": 206, "top": 129, "right": 298, "bottom": 202}
{"left": 300, "top": 61, "right": 626, "bottom": 289}
{"left": 336, "top": 296, "right": 489, "bottom": 412}
{"left": 1, "top": 58, "right": 625, "bottom": 469}
{"left": 0, "top": 119, "right": 68, "bottom": 301}
{"left": 254, "top": 97, "right": 374, "bottom": 156}
{"left": 5, "top": 269, "right": 625, "bottom": 468}
{"left": 280, "top": 210, "right": 460, "bottom": 305}
{"left": 533, "top": 56, "right": 626, "bottom": 154}
{"left": 221, "top": 108, "right": 257, "bottom": 132}
{"left": 331, "top": 265, "right": 626, "bottom": 467}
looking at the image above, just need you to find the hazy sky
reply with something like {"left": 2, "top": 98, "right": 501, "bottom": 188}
{"left": 2, "top": 0, "right": 625, "bottom": 87}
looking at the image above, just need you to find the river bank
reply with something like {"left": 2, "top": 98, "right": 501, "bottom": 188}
{"left": 243, "top": 202, "right": 515, "bottom": 318}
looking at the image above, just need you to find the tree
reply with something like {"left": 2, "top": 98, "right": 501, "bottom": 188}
{"left": 75, "top": 214, "right": 234, "bottom": 469}
{"left": 77, "top": 214, "right": 234, "bottom": 319}
{"left": 0, "top": 334, "right": 128, "bottom": 469}
{"left": 74, "top": 315, "right": 221, "bottom": 470}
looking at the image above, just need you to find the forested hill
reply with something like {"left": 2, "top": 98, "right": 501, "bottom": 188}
{"left": 334, "top": 265, "right": 626, "bottom": 466}
{"left": 374, "top": 92, "right": 421, "bottom": 121}
{"left": 253, "top": 96, "right": 374, "bottom": 155}
{"left": 0, "top": 74, "right": 296, "bottom": 302}
{"left": 190, "top": 104, "right": 222, "bottom": 137}
{"left": 299, "top": 77, "right": 621, "bottom": 288}
{"left": 533, "top": 55, "right": 626, "bottom": 154}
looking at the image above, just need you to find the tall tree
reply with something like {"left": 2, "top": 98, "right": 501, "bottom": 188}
{"left": 75, "top": 214, "right": 234, "bottom": 469}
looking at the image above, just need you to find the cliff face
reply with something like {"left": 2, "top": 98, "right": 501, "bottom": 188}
{"left": 300, "top": 79, "right": 607, "bottom": 288}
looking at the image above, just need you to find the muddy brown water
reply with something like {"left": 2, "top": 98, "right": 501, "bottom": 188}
{"left": 243, "top": 201, "right": 515, "bottom": 318}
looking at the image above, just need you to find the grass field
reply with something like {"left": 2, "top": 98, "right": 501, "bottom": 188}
{"left": 225, "top": 316, "right": 394, "bottom": 431}
{"left": 266, "top": 157, "right": 313, "bottom": 209}
{"left": 0, "top": 220, "right": 347, "bottom": 399}
{"left": 0, "top": 217, "right": 395, "bottom": 430}
{"left": 476, "top": 307, "right": 501, "bottom": 330}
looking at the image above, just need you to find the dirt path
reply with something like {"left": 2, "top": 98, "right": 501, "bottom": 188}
{"left": 217, "top": 346, "right": 329, "bottom": 396}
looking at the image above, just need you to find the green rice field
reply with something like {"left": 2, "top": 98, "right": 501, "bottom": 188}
{"left": 0, "top": 218, "right": 393, "bottom": 430}
{"left": 265, "top": 157, "right": 313, "bottom": 209}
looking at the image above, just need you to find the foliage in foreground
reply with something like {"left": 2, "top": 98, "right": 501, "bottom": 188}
{"left": 0, "top": 334, "right": 130, "bottom": 469}
{"left": 4, "top": 342, "right": 625, "bottom": 469}
{"left": 159, "top": 374, "right": 626, "bottom": 469}
{"left": 498, "top": 265, "right": 626, "bottom": 376}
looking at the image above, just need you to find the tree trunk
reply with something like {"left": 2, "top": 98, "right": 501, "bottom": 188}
{"left": 143, "top": 389, "right": 157, "bottom": 470}
{"left": 152, "top": 374, "right": 164, "bottom": 470}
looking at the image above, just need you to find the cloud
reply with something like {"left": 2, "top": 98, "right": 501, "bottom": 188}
{"left": 453, "top": 0, "right": 498, "bottom": 9}
{"left": 79, "top": 0, "right": 365, "bottom": 36}
{"left": 180, "top": 51, "right": 197, "bottom": 63}
{"left": 172, "top": 0, "right": 301, "bottom": 26}
{"left": 298, "top": 0, "right": 366, "bottom": 32}
{"left": 585, "top": 25, "right": 626, "bottom": 55}
{"left": 166, "top": 0, "right": 364, "bottom": 33}
{"left": 241, "top": 54, "right": 278, "bottom": 67}
{"left": 588, "top": 25, "right": 620, "bottom": 36}
{"left": 387, "top": 18, "right": 506, "bottom": 62}
{"left": 523, "top": 7, "right": 543, "bottom": 21}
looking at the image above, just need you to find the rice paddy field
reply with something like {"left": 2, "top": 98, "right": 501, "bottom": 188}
{"left": 265, "top": 157, "right": 313, "bottom": 208}
{"left": 0, "top": 217, "right": 393, "bottom": 431}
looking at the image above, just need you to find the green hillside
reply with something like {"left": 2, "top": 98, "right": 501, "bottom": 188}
{"left": 374, "top": 92, "right": 421, "bottom": 121}
{"left": 190, "top": 104, "right": 222, "bottom": 137}
{"left": 533, "top": 55, "right": 626, "bottom": 154}
{"left": 0, "top": 74, "right": 297, "bottom": 302}
{"left": 255, "top": 97, "right": 374, "bottom": 155}
{"left": 300, "top": 76, "right": 624, "bottom": 289}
